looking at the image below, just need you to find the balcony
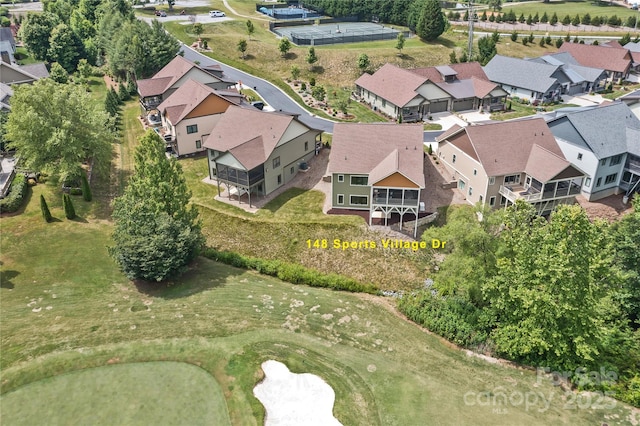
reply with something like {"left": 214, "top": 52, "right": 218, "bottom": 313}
{"left": 499, "top": 185, "right": 542, "bottom": 202}
{"left": 372, "top": 188, "right": 419, "bottom": 207}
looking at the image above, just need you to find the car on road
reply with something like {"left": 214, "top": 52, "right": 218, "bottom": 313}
{"left": 209, "top": 10, "right": 225, "bottom": 17}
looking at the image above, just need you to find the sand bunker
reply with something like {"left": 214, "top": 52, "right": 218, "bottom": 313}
{"left": 253, "top": 360, "right": 342, "bottom": 426}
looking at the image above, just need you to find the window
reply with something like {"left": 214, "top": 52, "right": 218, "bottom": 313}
{"left": 273, "top": 157, "right": 280, "bottom": 168}
{"left": 478, "top": 195, "right": 483, "bottom": 203}
{"left": 458, "top": 180, "right": 465, "bottom": 190}
{"left": 488, "top": 177, "right": 495, "bottom": 185}
{"left": 596, "top": 177, "right": 602, "bottom": 187}
{"left": 473, "top": 169, "right": 477, "bottom": 176}
{"left": 452, "top": 154, "right": 457, "bottom": 164}
{"left": 195, "top": 140, "right": 202, "bottom": 149}
{"left": 489, "top": 196, "right": 496, "bottom": 206}
{"left": 350, "top": 175, "right": 368, "bottom": 186}
{"left": 500, "top": 195, "right": 507, "bottom": 205}
{"left": 504, "top": 175, "right": 520, "bottom": 185}
{"left": 337, "top": 174, "right": 344, "bottom": 183}
{"left": 337, "top": 194, "right": 344, "bottom": 205}
{"left": 186, "top": 124, "right": 198, "bottom": 134}
{"left": 468, "top": 187, "right": 473, "bottom": 196}
{"left": 584, "top": 177, "right": 591, "bottom": 187}
{"left": 290, "top": 166, "right": 294, "bottom": 174}
{"left": 382, "top": 99, "right": 386, "bottom": 108}
{"left": 277, "top": 174, "right": 282, "bottom": 185}
{"left": 350, "top": 195, "right": 368, "bottom": 206}
{"left": 610, "top": 154, "right": 622, "bottom": 166}
{"left": 604, "top": 173, "right": 618, "bottom": 184}
{"left": 600, "top": 159, "right": 607, "bottom": 166}
{"left": 305, "top": 141, "right": 309, "bottom": 151}
{"left": 577, "top": 153, "right": 583, "bottom": 160}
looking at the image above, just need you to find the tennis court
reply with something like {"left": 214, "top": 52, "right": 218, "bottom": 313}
{"left": 273, "top": 22, "right": 406, "bottom": 46}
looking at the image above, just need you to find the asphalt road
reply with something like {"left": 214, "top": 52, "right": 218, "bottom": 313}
{"left": 180, "top": 45, "right": 336, "bottom": 133}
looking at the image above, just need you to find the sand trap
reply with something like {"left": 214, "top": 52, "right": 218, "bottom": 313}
{"left": 253, "top": 360, "right": 342, "bottom": 426}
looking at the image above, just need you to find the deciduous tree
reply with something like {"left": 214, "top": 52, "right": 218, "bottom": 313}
{"left": 246, "top": 20, "right": 255, "bottom": 40}
{"left": 5, "top": 79, "right": 114, "bottom": 184}
{"left": 357, "top": 53, "right": 370, "bottom": 73}
{"left": 278, "top": 37, "right": 291, "bottom": 57}
{"left": 237, "top": 38, "right": 247, "bottom": 59}
{"left": 395, "top": 32, "right": 405, "bottom": 54}
{"left": 306, "top": 46, "right": 318, "bottom": 69}
{"left": 19, "top": 12, "right": 60, "bottom": 60}
{"left": 110, "top": 130, "right": 204, "bottom": 282}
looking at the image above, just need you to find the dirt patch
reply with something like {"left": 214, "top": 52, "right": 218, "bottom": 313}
{"left": 422, "top": 154, "right": 467, "bottom": 213}
{"left": 103, "top": 75, "right": 120, "bottom": 91}
{"left": 576, "top": 193, "right": 634, "bottom": 222}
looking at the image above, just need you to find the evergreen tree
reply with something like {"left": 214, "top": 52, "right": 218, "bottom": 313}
{"left": 40, "top": 194, "right": 52, "bottom": 222}
{"left": 555, "top": 38, "right": 563, "bottom": 48}
{"left": 526, "top": 14, "right": 532, "bottom": 25}
{"left": 306, "top": 46, "right": 318, "bottom": 69}
{"left": 582, "top": 13, "right": 591, "bottom": 25}
{"left": 477, "top": 35, "right": 497, "bottom": 65}
{"left": 63, "top": 193, "right": 76, "bottom": 219}
{"left": 550, "top": 12, "right": 558, "bottom": 25}
{"left": 541, "top": 12, "right": 548, "bottom": 23}
{"left": 510, "top": 31, "right": 518, "bottom": 42}
{"left": 571, "top": 14, "right": 581, "bottom": 26}
{"left": 110, "top": 130, "right": 204, "bottom": 282}
{"left": 518, "top": 13, "right": 525, "bottom": 23}
{"left": 413, "top": 0, "right": 445, "bottom": 41}
{"left": 81, "top": 174, "right": 92, "bottom": 201}
{"left": 562, "top": 14, "right": 571, "bottom": 25}
{"left": 118, "top": 82, "right": 130, "bottom": 102}
{"left": 532, "top": 12, "right": 539, "bottom": 23}
{"left": 621, "top": 32, "right": 632, "bottom": 46}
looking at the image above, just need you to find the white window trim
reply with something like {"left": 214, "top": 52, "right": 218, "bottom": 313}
{"left": 349, "top": 194, "right": 368, "bottom": 206}
{"left": 350, "top": 175, "right": 368, "bottom": 186}
{"left": 337, "top": 174, "right": 344, "bottom": 183}
{"left": 489, "top": 196, "right": 496, "bottom": 206}
{"left": 488, "top": 176, "right": 495, "bottom": 185}
{"left": 337, "top": 194, "right": 344, "bottom": 205}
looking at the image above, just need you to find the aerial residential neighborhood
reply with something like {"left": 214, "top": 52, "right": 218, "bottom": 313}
{"left": 1, "top": 0, "right": 639, "bottom": 425}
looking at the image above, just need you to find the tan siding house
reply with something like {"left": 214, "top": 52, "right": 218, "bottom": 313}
{"left": 203, "top": 106, "right": 322, "bottom": 206}
{"left": 437, "top": 118, "right": 586, "bottom": 214}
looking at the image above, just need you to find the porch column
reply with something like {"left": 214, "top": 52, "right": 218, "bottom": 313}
{"left": 414, "top": 209, "right": 418, "bottom": 238}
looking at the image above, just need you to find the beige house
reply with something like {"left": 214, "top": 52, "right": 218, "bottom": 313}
{"left": 354, "top": 62, "right": 507, "bottom": 122}
{"left": 157, "top": 79, "right": 244, "bottom": 157}
{"left": 203, "top": 105, "right": 322, "bottom": 206}
{"left": 436, "top": 118, "right": 585, "bottom": 215}
{"left": 0, "top": 60, "right": 49, "bottom": 86}
{"left": 328, "top": 123, "right": 425, "bottom": 236}
{"left": 137, "top": 55, "right": 235, "bottom": 112}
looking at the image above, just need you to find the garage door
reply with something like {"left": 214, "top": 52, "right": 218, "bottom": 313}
{"left": 429, "top": 100, "right": 448, "bottom": 113}
{"left": 453, "top": 98, "right": 475, "bottom": 111}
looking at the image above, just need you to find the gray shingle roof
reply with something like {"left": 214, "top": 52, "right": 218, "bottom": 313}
{"left": 533, "top": 53, "right": 607, "bottom": 84}
{"left": 548, "top": 102, "right": 640, "bottom": 159}
{"left": 484, "top": 55, "right": 560, "bottom": 93}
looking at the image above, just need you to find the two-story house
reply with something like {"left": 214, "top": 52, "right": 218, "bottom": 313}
{"left": 157, "top": 79, "right": 244, "bottom": 157}
{"left": 203, "top": 105, "right": 322, "bottom": 207}
{"left": 436, "top": 118, "right": 586, "bottom": 214}
{"left": 548, "top": 102, "right": 640, "bottom": 201}
{"left": 136, "top": 55, "right": 236, "bottom": 113}
{"left": 558, "top": 42, "right": 632, "bottom": 82}
{"left": 328, "top": 123, "right": 425, "bottom": 236}
{"left": 527, "top": 53, "right": 608, "bottom": 94}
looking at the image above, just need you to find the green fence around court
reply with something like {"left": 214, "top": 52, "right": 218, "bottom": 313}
{"left": 273, "top": 21, "right": 409, "bottom": 46}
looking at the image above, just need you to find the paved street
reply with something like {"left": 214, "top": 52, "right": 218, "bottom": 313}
{"left": 180, "top": 45, "right": 336, "bottom": 133}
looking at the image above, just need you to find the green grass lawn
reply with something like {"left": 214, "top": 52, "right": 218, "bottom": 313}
{"left": 0, "top": 362, "right": 231, "bottom": 426}
{"left": 1, "top": 194, "right": 637, "bottom": 424}
{"left": 501, "top": 0, "right": 640, "bottom": 22}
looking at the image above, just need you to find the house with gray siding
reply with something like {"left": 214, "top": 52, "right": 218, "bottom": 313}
{"left": 328, "top": 123, "right": 425, "bottom": 236}
{"left": 436, "top": 118, "right": 585, "bottom": 214}
{"left": 484, "top": 55, "right": 565, "bottom": 103}
{"left": 548, "top": 102, "right": 640, "bottom": 201}
{"left": 527, "top": 53, "right": 608, "bottom": 94}
{"left": 203, "top": 106, "right": 322, "bottom": 206}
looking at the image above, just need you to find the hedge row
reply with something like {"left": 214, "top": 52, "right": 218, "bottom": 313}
{"left": 0, "top": 174, "right": 28, "bottom": 213}
{"left": 202, "top": 247, "right": 379, "bottom": 294}
{"left": 398, "top": 291, "right": 489, "bottom": 348}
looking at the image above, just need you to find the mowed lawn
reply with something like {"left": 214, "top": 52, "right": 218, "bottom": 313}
{"left": 0, "top": 183, "right": 637, "bottom": 425}
{"left": 1, "top": 362, "right": 231, "bottom": 426}
{"left": 500, "top": 0, "right": 640, "bottom": 21}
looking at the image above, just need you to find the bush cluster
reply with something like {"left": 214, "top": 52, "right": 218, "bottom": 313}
{"left": 202, "top": 248, "right": 379, "bottom": 294}
{"left": 398, "top": 291, "right": 489, "bottom": 347}
{"left": 0, "top": 174, "right": 28, "bottom": 213}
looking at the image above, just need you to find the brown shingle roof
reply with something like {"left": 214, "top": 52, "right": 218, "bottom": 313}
{"left": 524, "top": 144, "right": 580, "bottom": 182}
{"left": 203, "top": 105, "right": 316, "bottom": 169}
{"left": 137, "top": 55, "right": 227, "bottom": 98}
{"left": 441, "top": 118, "right": 566, "bottom": 178}
{"left": 328, "top": 123, "right": 425, "bottom": 188}
{"left": 157, "top": 79, "right": 239, "bottom": 124}
{"left": 411, "top": 62, "right": 489, "bottom": 82}
{"left": 355, "top": 63, "right": 427, "bottom": 107}
{"left": 558, "top": 43, "right": 631, "bottom": 74}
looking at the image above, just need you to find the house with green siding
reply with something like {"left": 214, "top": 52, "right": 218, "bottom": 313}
{"left": 203, "top": 105, "right": 322, "bottom": 207}
{"left": 328, "top": 123, "right": 425, "bottom": 236}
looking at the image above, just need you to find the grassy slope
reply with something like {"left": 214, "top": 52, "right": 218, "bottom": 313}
{"left": 500, "top": 0, "right": 640, "bottom": 21}
{"left": 0, "top": 362, "right": 231, "bottom": 426}
{"left": 1, "top": 199, "right": 636, "bottom": 425}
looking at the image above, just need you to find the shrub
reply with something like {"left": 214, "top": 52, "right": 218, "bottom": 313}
{"left": 202, "top": 248, "right": 379, "bottom": 294}
{"left": 63, "top": 193, "right": 76, "bottom": 219}
{"left": 427, "top": 145, "right": 433, "bottom": 155}
{"left": 81, "top": 174, "right": 92, "bottom": 201}
{"left": 0, "top": 174, "right": 28, "bottom": 213}
{"left": 40, "top": 194, "right": 52, "bottom": 222}
{"left": 309, "top": 77, "right": 316, "bottom": 87}
{"left": 510, "top": 31, "right": 518, "bottom": 42}
{"left": 301, "top": 82, "right": 307, "bottom": 91}
{"left": 70, "top": 188, "right": 83, "bottom": 196}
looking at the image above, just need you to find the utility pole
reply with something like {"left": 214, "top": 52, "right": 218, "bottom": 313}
{"left": 467, "top": 0, "right": 475, "bottom": 61}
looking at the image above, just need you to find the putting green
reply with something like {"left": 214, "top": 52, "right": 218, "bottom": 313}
{"left": 0, "top": 361, "right": 231, "bottom": 426}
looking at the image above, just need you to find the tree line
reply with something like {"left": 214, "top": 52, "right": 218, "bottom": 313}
{"left": 399, "top": 200, "right": 640, "bottom": 407}
{"left": 19, "top": 0, "right": 180, "bottom": 80}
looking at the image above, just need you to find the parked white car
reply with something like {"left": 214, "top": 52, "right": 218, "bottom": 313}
{"left": 209, "top": 10, "right": 225, "bottom": 18}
